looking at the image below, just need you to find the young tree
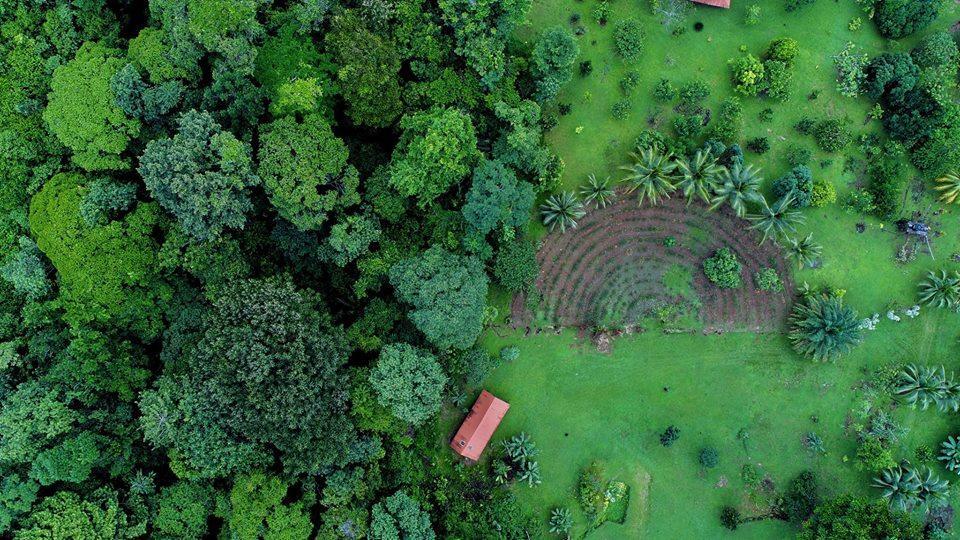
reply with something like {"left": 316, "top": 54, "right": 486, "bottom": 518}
{"left": 531, "top": 26, "right": 579, "bottom": 102}
{"left": 389, "top": 246, "right": 488, "bottom": 350}
{"left": 43, "top": 42, "right": 140, "bottom": 171}
{"left": 369, "top": 343, "right": 447, "bottom": 426}
{"left": 138, "top": 109, "right": 259, "bottom": 241}
{"left": 258, "top": 114, "right": 360, "bottom": 232}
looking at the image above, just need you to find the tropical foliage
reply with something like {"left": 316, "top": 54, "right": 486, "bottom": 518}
{"left": 788, "top": 296, "right": 862, "bottom": 361}
{"left": 541, "top": 192, "right": 586, "bottom": 233}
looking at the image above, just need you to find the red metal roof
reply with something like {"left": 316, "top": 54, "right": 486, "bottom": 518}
{"left": 691, "top": 0, "right": 730, "bottom": 7}
{"left": 450, "top": 390, "right": 510, "bottom": 461}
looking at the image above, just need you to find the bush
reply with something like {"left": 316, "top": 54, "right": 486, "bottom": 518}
{"left": 843, "top": 188, "right": 876, "bottom": 214}
{"left": 678, "top": 80, "right": 710, "bottom": 110}
{"left": 868, "top": 144, "right": 907, "bottom": 218}
{"left": 765, "top": 38, "right": 800, "bottom": 65}
{"left": 578, "top": 60, "right": 593, "bottom": 77}
{"left": 611, "top": 99, "right": 632, "bottom": 120}
{"left": 619, "top": 70, "right": 642, "bottom": 95}
{"left": 784, "top": 471, "right": 819, "bottom": 523}
{"left": 795, "top": 117, "right": 815, "bottom": 135}
{"left": 704, "top": 248, "right": 743, "bottom": 289}
{"left": 772, "top": 165, "right": 813, "bottom": 207}
{"left": 613, "top": 19, "right": 646, "bottom": 61}
{"left": 745, "top": 4, "right": 761, "bottom": 25}
{"left": 499, "top": 346, "right": 520, "bottom": 363}
{"left": 785, "top": 145, "right": 812, "bottom": 167}
{"left": 754, "top": 268, "right": 784, "bottom": 292}
{"left": 911, "top": 32, "right": 958, "bottom": 70}
{"left": 493, "top": 238, "right": 539, "bottom": 292}
{"left": 709, "top": 97, "right": 743, "bottom": 143}
{"left": 653, "top": 78, "right": 677, "bottom": 102}
{"left": 813, "top": 118, "right": 851, "bottom": 152}
{"left": 720, "top": 506, "right": 741, "bottom": 530}
{"left": 699, "top": 447, "right": 719, "bottom": 468}
{"left": 660, "top": 425, "right": 680, "bottom": 447}
{"left": 810, "top": 178, "right": 836, "bottom": 207}
{"left": 747, "top": 137, "right": 770, "bottom": 154}
{"left": 729, "top": 54, "right": 765, "bottom": 96}
{"left": 763, "top": 59, "right": 792, "bottom": 101}
{"left": 875, "top": 0, "right": 940, "bottom": 39}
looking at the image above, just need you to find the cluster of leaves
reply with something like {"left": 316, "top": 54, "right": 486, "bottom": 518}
{"left": 729, "top": 38, "right": 799, "bottom": 101}
{"left": 788, "top": 295, "right": 863, "bottom": 361}
{"left": 703, "top": 248, "right": 743, "bottom": 289}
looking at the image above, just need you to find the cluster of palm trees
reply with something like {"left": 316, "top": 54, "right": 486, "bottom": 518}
{"left": 895, "top": 364, "right": 960, "bottom": 413}
{"left": 539, "top": 146, "right": 821, "bottom": 264}
{"left": 873, "top": 463, "right": 949, "bottom": 511}
{"left": 494, "top": 432, "right": 541, "bottom": 487}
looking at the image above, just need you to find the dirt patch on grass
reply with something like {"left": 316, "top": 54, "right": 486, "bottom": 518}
{"left": 512, "top": 195, "right": 794, "bottom": 332}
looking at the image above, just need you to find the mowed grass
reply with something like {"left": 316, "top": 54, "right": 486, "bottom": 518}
{"left": 480, "top": 307, "right": 959, "bottom": 538}
{"left": 473, "top": 1, "right": 960, "bottom": 537}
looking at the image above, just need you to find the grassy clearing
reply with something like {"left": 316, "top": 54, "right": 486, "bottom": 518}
{"left": 481, "top": 307, "right": 959, "bottom": 537}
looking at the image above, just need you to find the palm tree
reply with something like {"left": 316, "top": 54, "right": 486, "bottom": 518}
{"left": 579, "top": 174, "right": 616, "bottom": 208}
{"left": 517, "top": 460, "right": 542, "bottom": 486}
{"left": 675, "top": 149, "right": 724, "bottom": 206}
{"left": 788, "top": 296, "right": 862, "bottom": 361}
{"left": 620, "top": 146, "right": 677, "bottom": 206}
{"left": 873, "top": 466, "right": 921, "bottom": 511}
{"left": 710, "top": 163, "right": 763, "bottom": 217}
{"left": 938, "top": 435, "right": 960, "bottom": 474}
{"left": 785, "top": 234, "right": 823, "bottom": 269}
{"left": 896, "top": 364, "right": 960, "bottom": 413}
{"left": 918, "top": 269, "right": 960, "bottom": 309}
{"left": 747, "top": 194, "right": 805, "bottom": 244}
{"left": 934, "top": 172, "right": 960, "bottom": 204}
{"left": 540, "top": 192, "right": 585, "bottom": 233}
{"left": 503, "top": 432, "right": 538, "bottom": 465}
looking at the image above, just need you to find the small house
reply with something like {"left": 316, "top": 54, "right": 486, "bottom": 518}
{"left": 450, "top": 390, "right": 510, "bottom": 461}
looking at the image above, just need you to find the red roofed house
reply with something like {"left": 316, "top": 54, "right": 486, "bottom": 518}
{"left": 691, "top": 0, "right": 730, "bottom": 8}
{"left": 450, "top": 390, "right": 510, "bottom": 461}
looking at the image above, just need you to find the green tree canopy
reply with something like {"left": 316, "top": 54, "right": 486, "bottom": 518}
{"left": 43, "top": 41, "right": 140, "bottom": 171}
{"left": 139, "top": 277, "right": 358, "bottom": 478}
{"left": 257, "top": 114, "right": 360, "bottom": 232}
{"left": 29, "top": 173, "right": 171, "bottom": 338}
{"left": 369, "top": 343, "right": 447, "bottom": 426}
{"left": 370, "top": 491, "right": 435, "bottom": 540}
{"left": 462, "top": 160, "right": 534, "bottom": 235}
{"left": 226, "top": 472, "right": 312, "bottom": 540}
{"left": 389, "top": 107, "right": 480, "bottom": 208}
{"left": 138, "top": 109, "right": 259, "bottom": 241}
{"left": 389, "top": 246, "right": 488, "bottom": 350}
{"left": 798, "top": 494, "right": 923, "bottom": 539}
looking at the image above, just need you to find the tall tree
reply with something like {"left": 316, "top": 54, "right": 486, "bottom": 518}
{"left": 138, "top": 109, "right": 260, "bottom": 241}
{"left": 369, "top": 343, "right": 447, "bottom": 426}
{"left": 461, "top": 160, "right": 534, "bottom": 235}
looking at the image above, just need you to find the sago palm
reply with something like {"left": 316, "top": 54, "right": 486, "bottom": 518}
{"left": 896, "top": 364, "right": 960, "bottom": 413}
{"left": 747, "top": 194, "right": 805, "bottom": 244}
{"left": 540, "top": 192, "right": 585, "bottom": 233}
{"left": 938, "top": 435, "right": 960, "bottom": 474}
{"left": 788, "top": 296, "right": 862, "bottom": 361}
{"left": 675, "top": 149, "right": 724, "bottom": 206}
{"left": 710, "top": 163, "right": 763, "bottom": 217}
{"left": 579, "top": 174, "right": 616, "bottom": 208}
{"left": 934, "top": 172, "right": 960, "bottom": 204}
{"left": 918, "top": 269, "right": 960, "bottom": 309}
{"left": 872, "top": 466, "right": 921, "bottom": 511}
{"left": 785, "top": 233, "right": 822, "bottom": 270}
{"left": 620, "top": 146, "right": 677, "bottom": 206}
{"left": 913, "top": 465, "right": 950, "bottom": 505}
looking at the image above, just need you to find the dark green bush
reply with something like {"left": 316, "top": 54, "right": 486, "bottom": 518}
{"left": 703, "top": 248, "right": 742, "bottom": 289}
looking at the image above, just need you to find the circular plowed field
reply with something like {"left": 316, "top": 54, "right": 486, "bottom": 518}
{"left": 511, "top": 194, "right": 794, "bottom": 332}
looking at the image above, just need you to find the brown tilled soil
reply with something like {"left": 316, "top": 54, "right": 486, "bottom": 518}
{"left": 512, "top": 193, "right": 794, "bottom": 332}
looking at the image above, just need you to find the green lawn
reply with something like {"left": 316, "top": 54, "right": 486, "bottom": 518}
{"left": 481, "top": 308, "right": 959, "bottom": 537}
{"left": 470, "top": 2, "right": 960, "bottom": 537}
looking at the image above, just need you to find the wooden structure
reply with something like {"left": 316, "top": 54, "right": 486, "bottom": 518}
{"left": 691, "top": 0, "right": 730, "bottom": 7}
{"left": 450, "top": 390, "right": 510, "bottom": 461}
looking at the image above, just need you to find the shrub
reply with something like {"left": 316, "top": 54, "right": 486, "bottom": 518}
{"left": 915, "top": 444, "right": 935, "bottom": 463}
{"left": 653, "top": 78, "right": 677, "bottom": 102}
{"left": 720, "top": 506, "right": 741, "bottom": 530}
{"left": 785, "top": 145, "right": 812, "bottom": 167}
{"left": 745, "top": 4, "right": 761, "bottom": 25}
{"left": 857, "top": 436, "right": 897, "bottom": 472}
{"left": 747, "top": 137, "right": 770, "bottom": 154}
{"left": 548, "top": 507, "right": 573, "bottom": 535}
{"left": 785, "top": 0, "right": 816, "bottom": 12}
{"left": 499, "top": 346, "right": 520, "bottom": 363}
{"left": 493, "top": 238, "right": 539, "bottom": 293}
{"left": 833, "top": 42, "right": 869, "bottom": 98}
{"left": 867, "top": 145, "right": 907, "bottom": 218}
{"left": 619, "top": 70, "right": 642, "bottom": 95}
{"left": 772, "top": 165, "right": 814, "bottom": 207}
{"left": 765, "top": 37, "right": 800, "bottom": 65}
{"left": 813, "top": 118, "right": 851, "bottom": 152}
{"left": 794, "top": 117, "right": 815, "bottom": 135}
{"left": 579, "top": 60, "right": 593, "bottom": 77}
{"left": 843, "top": 188, "right": 876, "bottom": 214}
{"left": 678, "top": 80, "right": 710, "bottom": 110}
{"left": 699, "top": 447, "right": 719, "bottom": 468}
{"left": 660, "top": 425, "right": 680, "bottom": 447}
{"left": 613, "top": 19, "right": 646, "bottom": 61}
{"left": 763, "top": 59, "right": 792, "bottom": 101}
{"left": 611, "top": 99, "right": 632, "bottom": 120}
{"left": 729, "top": 54, "right": 765, "bottom": 96}
{"left": 784, "top": 471, "right": 819, "bottom": 523}
{"left": 709, "top": 97, "right": 743, "bottom": 143}
{"left": 754, "top": 268, "right": 784, "bottom": 292}
{"left": 703, "top": 248, "right": 743, "bottom": 289}
{"left": 810, "top": 179, "right": 837, "bottom": 207}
